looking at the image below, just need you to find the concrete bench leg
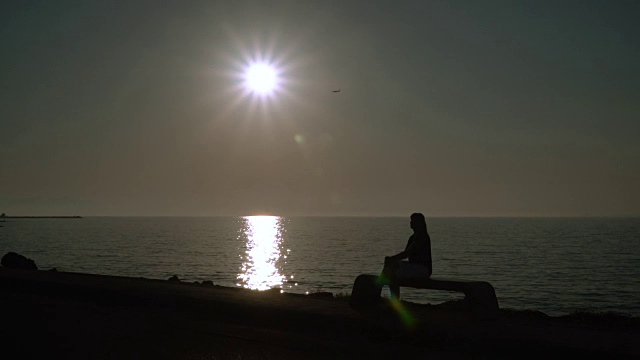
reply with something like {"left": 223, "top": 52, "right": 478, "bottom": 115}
{"left": 349, "top": 274, "right": 382, "bottom": 308}
{"left": 464, "top": 282, "right": 500, "bottom": 320}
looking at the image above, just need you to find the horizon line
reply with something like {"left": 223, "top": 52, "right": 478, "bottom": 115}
{"left": 3, "top": 214, "right": 639, "bottom": 218}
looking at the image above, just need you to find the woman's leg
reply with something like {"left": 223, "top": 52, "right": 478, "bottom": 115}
{"left": 392, "top": 262, "right": 431, "bottom": 300}
{"left": 389, "top": 283, "right": 400, "bottom": 299}
{"left": 378, "top": 258, "right": 395, "bottom": 283}
{"left": 380, "top": 259, "right": 400, "bottom": 299}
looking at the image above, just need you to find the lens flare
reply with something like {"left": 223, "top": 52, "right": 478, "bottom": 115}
{"left": 389, "top": 297, "right": 416, "bottom": 329}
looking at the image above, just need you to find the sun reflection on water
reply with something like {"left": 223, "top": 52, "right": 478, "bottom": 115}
{"left": 237, "top": 216, "right": 286, "bottom": 290}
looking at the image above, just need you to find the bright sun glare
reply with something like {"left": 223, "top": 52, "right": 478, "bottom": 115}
{"left": 245, "top": 63, "right": 278, "bottom": 94}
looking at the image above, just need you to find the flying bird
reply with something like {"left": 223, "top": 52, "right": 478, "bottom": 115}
{"left": 332, "top": 89, "right": 340, "bottom": 93}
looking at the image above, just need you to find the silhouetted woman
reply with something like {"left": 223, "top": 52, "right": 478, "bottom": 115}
{"left": 379, "top": 212, "right": 432, "bottom": 299}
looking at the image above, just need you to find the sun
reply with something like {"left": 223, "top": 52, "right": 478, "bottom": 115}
{"left": 245, "top": 63, "right": 278, "bottom": 95}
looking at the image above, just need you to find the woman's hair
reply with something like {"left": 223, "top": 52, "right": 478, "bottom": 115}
{"left": 410, "top": 212, "right": 428, "bottom": 234}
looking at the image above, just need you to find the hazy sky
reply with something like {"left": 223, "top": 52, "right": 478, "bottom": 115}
{"left": 1, "top": 0, "right": 638, "bottom": 217}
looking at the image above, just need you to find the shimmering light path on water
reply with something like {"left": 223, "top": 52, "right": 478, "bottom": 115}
{"left": 237, "top": 216, "right": 286, "bottom": 290}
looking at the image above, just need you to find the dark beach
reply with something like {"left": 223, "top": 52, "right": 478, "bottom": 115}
{"left": 1, "top": 267, "right": 638, "bottom": 359}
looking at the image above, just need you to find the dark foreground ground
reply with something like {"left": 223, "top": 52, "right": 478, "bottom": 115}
{"left": 1, "top": 268, "right": 638, "bottom": 359}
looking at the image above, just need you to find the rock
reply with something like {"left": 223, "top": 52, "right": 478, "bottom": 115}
{"left": 168, "top": 275, "right": 180, "bottom": 282}
{"left": 49, "top": 267, "right": 57, "bottom": 272}
{"left": 1, "top": 252, "right": 38, "bottom": 270}
{"left": 308, "top": 291, "right": 334, "bottom": 299}
{"left": 201, "top": 280, "right": 214, "bottom": 286}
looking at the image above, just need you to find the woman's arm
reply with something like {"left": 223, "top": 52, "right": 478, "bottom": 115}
{"left": 387, "top": 239, "right": 417, "bottom": 261}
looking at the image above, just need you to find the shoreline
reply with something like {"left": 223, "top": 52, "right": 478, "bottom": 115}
{"left": 1, "top": 267, "right": 638, "bottom": 359}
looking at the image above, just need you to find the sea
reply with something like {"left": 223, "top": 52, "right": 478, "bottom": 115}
{"left": 1, "top": 216, "right": 638, "bottom": 317}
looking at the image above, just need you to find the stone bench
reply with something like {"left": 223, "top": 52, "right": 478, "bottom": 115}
{"left": 349, "top": 274, "right": 500, "bottom": 320}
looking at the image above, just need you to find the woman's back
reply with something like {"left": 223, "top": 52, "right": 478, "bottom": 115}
{"left": 406, "top": 232, "right": 432, "bottom": 274}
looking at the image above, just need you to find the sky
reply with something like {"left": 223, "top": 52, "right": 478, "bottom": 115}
{"left": 1, "top": 0, "right": 638, "bottom": 217}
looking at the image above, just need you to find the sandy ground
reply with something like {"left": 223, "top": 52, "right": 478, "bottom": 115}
{"left": 1, "top": 268, "right": 638, "bottom": 359}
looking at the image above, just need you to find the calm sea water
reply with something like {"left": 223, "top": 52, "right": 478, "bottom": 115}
{"left": 1, "top": 216, "right": 638, "bottom": 317}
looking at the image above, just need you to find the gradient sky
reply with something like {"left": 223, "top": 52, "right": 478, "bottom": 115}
{"left": 1, "top": 0, "right": 638, "bottom": 217}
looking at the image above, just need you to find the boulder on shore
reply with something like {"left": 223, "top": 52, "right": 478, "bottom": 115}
{"left": 1, "top": 252, "right": 38, "bottom": 270}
